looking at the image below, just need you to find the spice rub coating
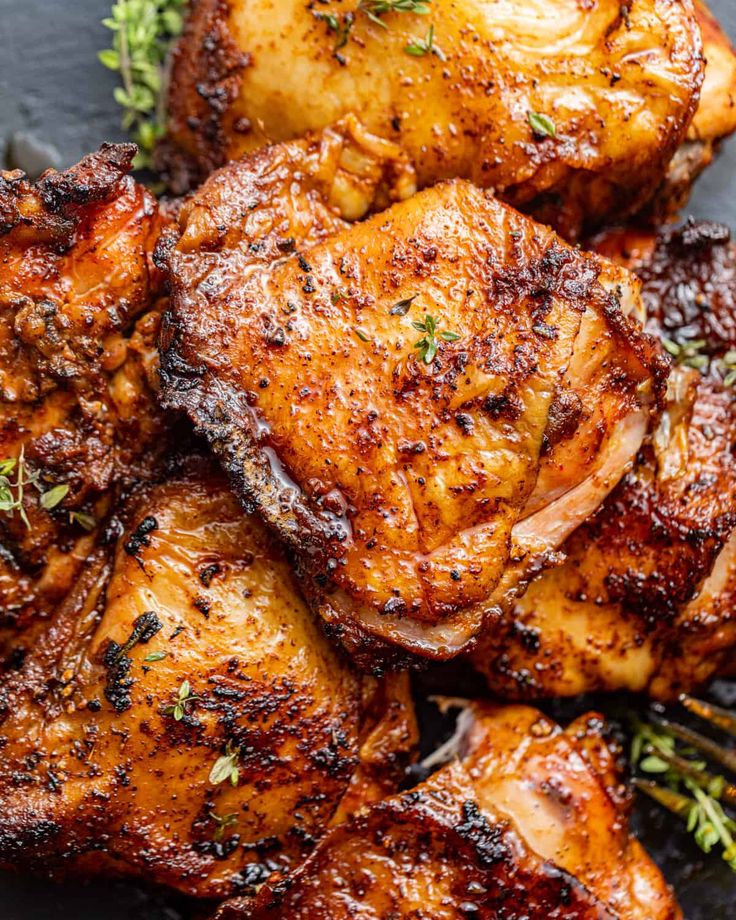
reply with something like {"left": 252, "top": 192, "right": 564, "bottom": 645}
{"left": 160, "top": 0, "right": 704, "bottom": 237}
{"left": 160, "top": 123, "right": 666, "bottom": 668}
{"left": 0, "top": 145, "right": 169, "bottom": 648}
{"left": 472, "top": 220, "right": 736, "bottom": 699}
{"left": 0, "top": 460, "right": 416, "bottom": 897}
{"left": 215, "top": 703, "right": 679, "bottom": 920}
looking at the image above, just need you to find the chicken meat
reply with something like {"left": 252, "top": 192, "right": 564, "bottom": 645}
{"left": 0, "top": 457, "right": 417, "bottom": 897}
{"left": 214, "top": 702, "right": 679, "bottom": 919}
{"left": 159, "top": 0, "right": 707, "bottom": 238}
{"left": 471, "top": 219, "right": 736, "bottom": 699}
{"left": 160, "top": 120, "right": 667, "bottom": 669}
{"left": 0, "top": 145, "right": 169, "bottom": 656}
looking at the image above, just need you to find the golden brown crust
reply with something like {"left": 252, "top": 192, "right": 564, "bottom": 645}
{"left": 0, "top": 146, "right": 170, "bottom": 650}
{"left": 0, "top": 458, "right": 417, "bottom": 897}
{"left": 214, "top": 704, "right": 679, "bottom": 920}
{"left": 471, "top": 220, "right": 736, "bottom": 699}
{"left": 160, "top": 0, "right": 703, "bottom": 237}
{"left": 160, "top": 125, "right": 666, "bottom": 669}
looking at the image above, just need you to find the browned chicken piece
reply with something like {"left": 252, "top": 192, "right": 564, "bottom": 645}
{"left": 159, "top": 120, "right": 667, "bottom": 670}
{"left": 471, "top": 219, "right": 736, "bottom": 699}
{"left": 158, "top": 0, "right": 705, "bottom": 238}
{"left": 0, "top": 145, "right": 169, "bottom": 653}
{"left": 0, "top": 458, "right": 417, "bottom": 898}
{"left": 214, "top": 703, "right": 679, "bottom": 920}
{"left": 661, "top": 0, "right": 736, "bottom": 208}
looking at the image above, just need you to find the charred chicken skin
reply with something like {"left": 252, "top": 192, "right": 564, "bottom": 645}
{"left": 472, "top": 220, "right": 736, "bottom": 699}
{"left": 159, "top": 121, "right": 667, "bottom": 669}
{"left": 159, "top": 0, "right": 705, "bottom": 238}
{"left": 0, "top": 458, "right": 417, "bottom": 898}
{"left": 215, "top": 703, "right": 679, "bottom": 919}
{"left": 0, "top": 145, "right": 168, "bottom": 650}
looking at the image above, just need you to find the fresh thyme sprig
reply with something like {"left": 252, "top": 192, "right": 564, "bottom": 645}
{"left": 210, "top": 741, "right": 241, "bottom": 786}
{"left": 358, "top": 0, "right": 431, "bottom": 28}
{"left": 314, "top": 10, "right": 355, "bottom": 51}
{"left": 163, "top": 679, "right": 200, "bottom": 721}
{"left": 661, "top": 335, "right": 736, "bottom": 386}
{"left": 412, "top": 314, "right": 460, "bottom": 364}
{"left": 99, "top": 0, "right": 186, "bottom": 169}
{"left": 0, "top": 448, "right": 69, "bottom": 529}
{"left": 661, "top": 336, "right": 709, "bottom": 371}
{"left": 404, "top": 24, "right": 443, "bottom": 58}
{"left": 721, "top": 349, "right": 736, "bottom": 387}
{"left": 631, "top": 718, "right": 736, "bottom": 871}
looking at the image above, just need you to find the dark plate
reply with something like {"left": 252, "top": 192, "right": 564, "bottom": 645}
{"left": 0, "top": 2, "right": 735, "bottom": 917}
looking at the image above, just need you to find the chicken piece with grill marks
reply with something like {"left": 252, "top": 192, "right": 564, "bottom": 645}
{"left": 471, "top": 219, "right": 736, "bottom": 699}
{"left": 158, "top": 0, "right": 706, "bottom": 239}
{"left": 214, "top": 702, "right": 679, "bottom": 920}
{"left": 160, "top": 119, "right": 667, "bottom": 669}
{"left": 0, "top": 456, "right": 417, "bottom": 898}
{"left": 0, "top": 144, "right": 170, "bottom": 654}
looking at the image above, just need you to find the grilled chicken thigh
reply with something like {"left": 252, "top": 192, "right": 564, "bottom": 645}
{"left": 159, "top": 0, "right": 705, "bottom": 237}
{"left": 160, "top": 120, "right": 667, "bottom": 668}
{"left": 215, "top": 703, "right": 679, "bottom": 919}
{"left": 0, "top": 459, "right": 417, "bottom": 897}
{"left": 472, "top": 220, "right": 736, "bottom": 698}
{"left": 0, "top": 145, "right": 168, "bottom": 651}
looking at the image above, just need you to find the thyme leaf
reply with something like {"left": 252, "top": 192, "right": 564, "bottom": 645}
{"left": 404, "top": 24, "right": 442, "bottom": 58}
{"left": 528, "top": 110, "right": 557, "bottom": 139}
{"left": 210, "top": 741, "right": 241, "bottom": 786}
{"left": 70, "top": 510, "right": 97, "bottom": 531}
{"left": 358, "top": 0, "right": 431, "bottom": 29}
{"left": 163, "top": 679, "right": 200, "bottom": 721}
{"left": 390, "top": 294, "right": 418, "bottom": 316}
{"left": 411, "top": 314, "right": 460, "bottom": 365}
{"left": 631, "top": 718, "right": 736, "bottom": 872}
{"left": 0, "top": 447, "right": 69, "bottom": 529}
{"left": 99, "top": 0, "right": 186, "bottom": 169}
{"left": 209, "top": 810, "right": 238, "bottom": 842}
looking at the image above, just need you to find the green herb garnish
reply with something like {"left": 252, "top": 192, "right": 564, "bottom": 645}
{"left": 527, "top": 110, "right": 557, "bottom": 139}
{"left": 210, "top": 742, "right": 241, "bottom": 786}
{"left": 390, "top": 294, "right": 418, "bottom": 316}
{"left": 404, "top": 24, "right": 442, "bottom": 57}
{"left": 209, "top": 810, "right": 238, "bottom": 842}
{"left": 631, "top": 719, "right": 736, "bottom": 871}
{"left": 314, "top": 10, "right": 354, "bottom": 51}
{"left": 0, "top": 447, "right": 69, "bottom": 529}
{"left": 720, "top": 350, "right": 736, "bottom": 387}
{"left": 412, "top": 314, "right": 460, "bottom": 364}
{"left": 99, "top": 0, "right": 186, "bottom": 169}
{"left": 144, "top": 650, "right": 167, "bottom": 663}
{"left": 163, "top": 679, "right": 200, "bottom": 721}
{"left": 358, "top": 0, "right": 431, "bottom": 29}
{"left": 354, "top": 326, "right": 371, "bottom": 342}
{"left": 70, "top": 510, "right": 97, "bottom": 532}
{"left": 661, "top": 336, "right": 709, "bottom": 371}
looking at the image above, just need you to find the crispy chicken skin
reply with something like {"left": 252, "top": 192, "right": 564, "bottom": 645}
{"left": 0, "top": 459, "right": 417, "bottom": 898}
{"left": 214, "top": 703, "right": 679, "bottom": 919}
{"left": 472, "top": 220, "right": 736, "bottom": 699}
{"left": 0, "top": 145, "right": 168, "bottom": 647}
{"left": 159, "top": 0, "right": 704, "bottom": 238}
{"left": 159, "top": 122, "right": 667, "bottom": 668}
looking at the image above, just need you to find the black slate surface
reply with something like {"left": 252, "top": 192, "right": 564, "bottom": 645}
{"left": 1, "top": 2, "right": 735, "bottom": 918}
